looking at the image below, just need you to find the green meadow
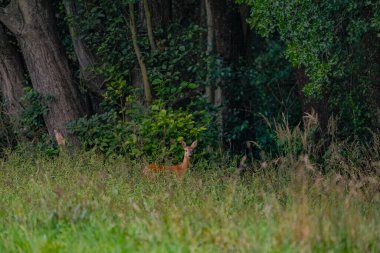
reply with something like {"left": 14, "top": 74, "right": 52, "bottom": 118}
{"left": 1, "top": 152, "right": 379, "bottom": 253}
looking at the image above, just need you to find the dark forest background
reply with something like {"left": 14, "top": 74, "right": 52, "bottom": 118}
{"left": 1, "top": 0, "right": 380, "bottom": 166}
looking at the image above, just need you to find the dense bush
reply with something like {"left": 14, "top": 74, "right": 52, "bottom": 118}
{"left": 0, "top": 102, "right": 15, "bottom": 154}
{"left": 240, "top": 0, "right": 380, "bottom": 137}
{"left": 69, "top": 97, "right": 210, "bottom": 161}
{"left": 222, "top": 37, "right": 300, "bottom": 151}
{"left": 18, "top": 87, "right": 48, "bottom": 140}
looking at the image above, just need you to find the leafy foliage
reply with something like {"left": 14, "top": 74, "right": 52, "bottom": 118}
{"left": 60, "top": 3, "right": 218, "bottom": 159}
{"left": 222, "top": 37, "right": 300, "bottom": 151}
{"left": 240, "top": 0, "right": 380, "bottom": 137}
{"left": 147, "top": 24, "right": 207, "bottom": 104}
{"left": 18, "top": 87, "right": 48, "bottom": 141}
{"left": 15, "top": 88, "right": 60, "bottom": 156}
{"left": 4, "top": 0, "right": 380, "bottom": 165}
{"left": 69, "top": 96, "right": 209, "bottom": 161}
{"left": 0, "top": 101, "right": 15, "bottom": 154}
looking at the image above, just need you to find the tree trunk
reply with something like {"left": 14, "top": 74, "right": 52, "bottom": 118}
{"left": 208, "top": 0, "right": 244, "bottom": 62}
{"left": 64, "top": 0, "right": 104, "bottom": 113}
{"left": 125, "top": 3, "right": 152, "bottom": 105}
{"left": 205, "top": 0, "right": 214, "bottom": 104}
{"left": 207, "top": 0, "right": 245, "bottom": 148}
{"left": 149, "top": 0, "right": 172, "bottom": 29}
{"left": 0, "top": 0, "right": 88, "bottom": 142}
{"left": 64, "top": 0, "right": 104, "bottom": 96}
{"left": 131, "top": 64, "right": 144, "bottom": 102}
{"left": 239, "top": 4, "right": 252, "bottom": 62}
{"left": 143, "top": 0, "right": 156, "bottom": 51}
{"left": 0, "top": 25, "right": 24, "bottom": 123}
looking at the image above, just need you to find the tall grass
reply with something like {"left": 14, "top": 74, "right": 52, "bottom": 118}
{"left": 1, "top": 113, "right": 380, "bottom": 252}
{"left": 0, "top": 150, "right": 379, "bottom": 253}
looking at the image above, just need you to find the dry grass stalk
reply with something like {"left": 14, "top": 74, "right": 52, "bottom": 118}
{"left": 54, "top": 129, "right": 66, "bottom": 146}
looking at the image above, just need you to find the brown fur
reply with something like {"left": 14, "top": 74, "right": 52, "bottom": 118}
{"left": 143, "top": 141, "right": 198, "bottom": 178}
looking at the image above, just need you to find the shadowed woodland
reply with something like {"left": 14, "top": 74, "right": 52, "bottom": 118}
{"left": 1, "top": 0, "right": 380, "bottom": 252}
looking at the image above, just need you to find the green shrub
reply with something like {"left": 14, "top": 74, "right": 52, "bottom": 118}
{"left": 69, "top": 98, "right": 210, "bottom": 161}
{"left": 18, "top": 87, "right": 48, "bottom": 141}
{"left": 239, "top": 0, "right": 380, "bottom": 138}
{"left": 13, "top": 87, "right": 59, "bottom": 157}
{"left": 147, "top": 24, "right": 207, "bottom": 104}
{"left": 0, "top": 101, "right": 15, "bottom": 154}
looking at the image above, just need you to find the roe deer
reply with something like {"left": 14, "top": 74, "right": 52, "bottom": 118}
{"left": 143, "top": 141, "right": 198, "bottom": 178}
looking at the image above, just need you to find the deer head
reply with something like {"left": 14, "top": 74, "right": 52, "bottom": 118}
{"left": 182, "top": 141, "right": 198, "bottom": 157}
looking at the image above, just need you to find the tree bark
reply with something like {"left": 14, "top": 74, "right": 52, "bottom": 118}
{"left": 238, "top": 4, "right": 252, "bottom": 62}
{"left": 64, "top": 0, "right": 104, "bottom": 97}
{"left": 143, "top": 0, "right": 156, "bottom": 51}
{"left": 149, "top": 0, "right": 172, "bottom": 29}
{"left": 131, "top": 64, "right": 144, "bottom": 100}
{"left": 207, "top": 0, "right": 245, "bottom": 148}
{"left": 0, "top": 0, "right": 88, "bottom": 142}
{"left": 125, "top": 3, "right": 152, "bottom": 105}
{"left": 205, "top": 0, "right": 214, "bottom": 104}
{"left": 0, "top": 25, "right": 24, "bottom": 123}
{"left": 208, "top": 0, "right": 244, "bottom": 62}
{"left": 64, "top": 0, "right": 104, "bottom": 113}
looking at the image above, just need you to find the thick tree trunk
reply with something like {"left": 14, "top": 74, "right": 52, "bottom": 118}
{"left": 0, "top": 0, "right": 87, "bottom": 142}
{"left": 208, "top": 0, "right": 244, "bottom": 62}
{"left": 0, "top": 25, "right": 24, "bottom": 123}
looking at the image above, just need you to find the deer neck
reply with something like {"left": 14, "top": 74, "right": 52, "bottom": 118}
{"left": 181, "top": 154, "right": 190, "bottom": 170}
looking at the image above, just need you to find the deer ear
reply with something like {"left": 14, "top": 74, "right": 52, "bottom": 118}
{"left": 190, "top": 140, "right": 198, "bottom": 148}
{"left": 181, "top": 141, "right": 187, "bottom": 148}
